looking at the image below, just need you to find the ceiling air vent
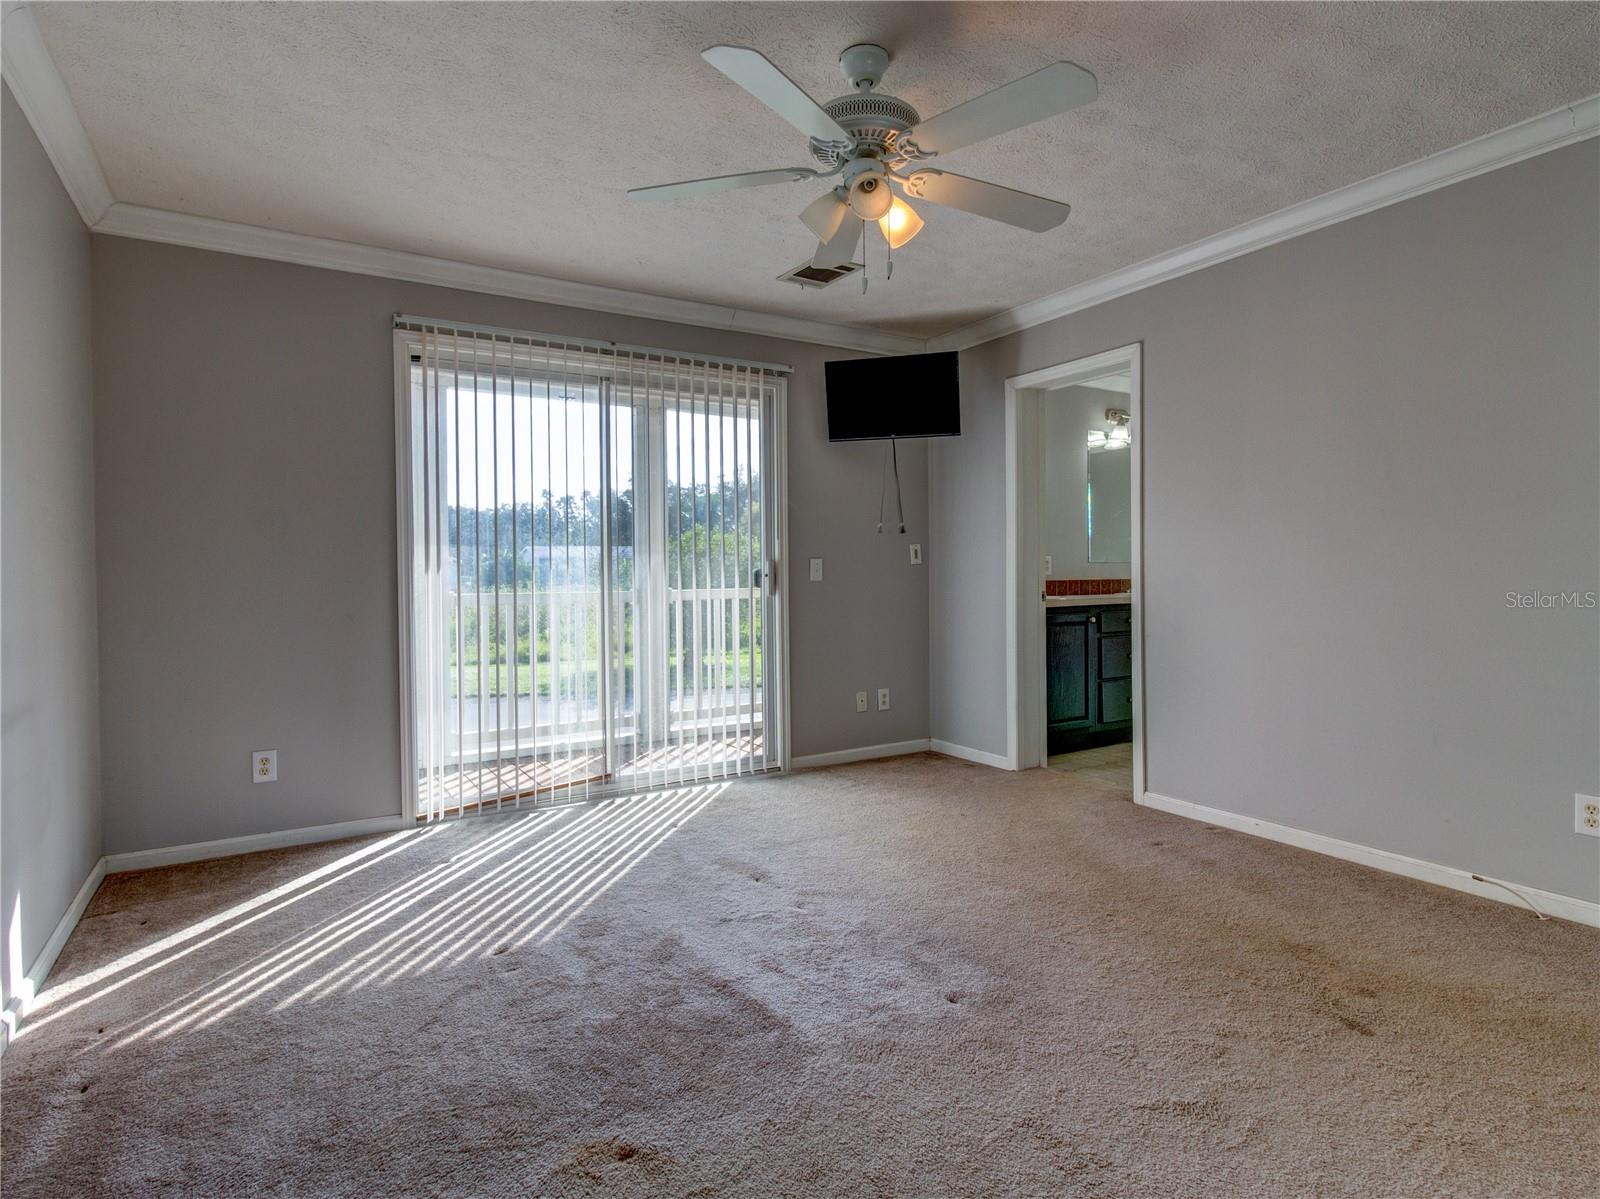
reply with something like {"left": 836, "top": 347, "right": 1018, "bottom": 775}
{"left": 777, "top": 259, "right": 861, "bottom": 288}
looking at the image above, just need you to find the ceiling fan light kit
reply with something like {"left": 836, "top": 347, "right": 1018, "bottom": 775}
{"left": 879, "top": 196, "right": 923, "bottom": 250}
{"left": 630, "top": 41, "right": 1098, "bottom": 288}
{"left": 843, "top": 159, "right": 893, "bottom": 220}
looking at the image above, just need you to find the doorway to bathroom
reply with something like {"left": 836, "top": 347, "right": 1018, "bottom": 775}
{"left": 1003, "top": 344, "right": 1143, "bottom": 801}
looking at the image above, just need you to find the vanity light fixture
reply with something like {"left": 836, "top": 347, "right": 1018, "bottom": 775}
{"left": 1087, "top": 408, "right": 1131, "bottom": 450}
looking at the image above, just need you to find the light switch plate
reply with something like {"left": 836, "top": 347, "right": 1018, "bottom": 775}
{"left": 253, "top": 750, "right": 278, "bottom": 783}
{"left": 1044, "top": 555, "right": 1053, "bottom": 576}
{"left": 809, "top": 557, "right": 823, "bottom": 582}
{"left": 909, "top": 543, "right": 922, "bottom": 564}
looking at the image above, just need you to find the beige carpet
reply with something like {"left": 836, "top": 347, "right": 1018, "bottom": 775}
{"left": 3, "top": 755, "right": 1595, "bottom": 1198}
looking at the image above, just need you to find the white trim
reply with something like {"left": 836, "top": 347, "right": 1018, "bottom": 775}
{"left": 392, "top": 333, "right": 420, "bottom": 822}
{"left": 0, "top": 6, "right": 908, "bottom": 355}
{"left": 774, "top": 380, "right": 794, "bottom": 774}
{"left": 79, "top": 89, "right": 1599, "bottom": 359}
{"left": 29, "top": 857, "right": 105, "bottom": 990}
{"left": 93, "top": 202, "right": 923, "bottom": 356}
{"left": 103, "top": 816, "right": 406, "bottom": 875}
{"left": 1, "top": 855, "right": 108, "bottom": 1047}
{"left": 0, "top": 3, "right": 901, "bottom": 352}
{"left": 929, "top": 94, "right": 1600, "bottom": 352}
{"left": 792, "top": 739, "right": 931, "bottom": 769}
{"left": 1140, "top": 791, "right": 1600, "bottom": 929}
{"left": 1004, "top": 344, "right": 1145, "bottom": 803}
{"left": 929, "top": 739, "right": 1012, "bottom": 771}
{"left": 0, "top": 3, "right": 113, "bottom": 226}
{"left": 4, "top": 2, "right": 1594, "bottom": 356}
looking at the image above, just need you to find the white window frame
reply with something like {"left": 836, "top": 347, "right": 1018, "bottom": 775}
{"left": 392, "top": 322, "right": 791, "bottom": 822}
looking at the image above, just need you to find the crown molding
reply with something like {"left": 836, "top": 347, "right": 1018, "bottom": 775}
{"left": 0, "top": 2, "right": 112, "bottom": 226}
{"left": 0, "top": 0, "right": 918, "bottom": 357}
{"left": 94, "top": 203, "right": 925, "bottom": 355}
{"left": 5, "top": 0, "right": 1594, "bottom": 359}
{"left": 928, "top": 94, "right": 1600, "bottom": 352}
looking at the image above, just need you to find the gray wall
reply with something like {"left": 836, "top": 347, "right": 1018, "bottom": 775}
{"left": 91, "top": 237, "right": 929, "bottom": 854}
{"left": 930, "top": 140, "right": 1600, "bottom": 900}
{"left": 1, "top": 84, "right": 102, "bottom": 1002}
{"left": 1042, "top": 384, "right": 1133, "bottom": 578}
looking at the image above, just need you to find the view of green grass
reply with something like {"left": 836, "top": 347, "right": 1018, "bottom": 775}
{"left": 449, "top": 646, "right": 761, "bottom": 700}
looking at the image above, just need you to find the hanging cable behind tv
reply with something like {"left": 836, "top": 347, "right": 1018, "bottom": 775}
{"left": 878, "top": 437, "right": 906, "bottom": 534}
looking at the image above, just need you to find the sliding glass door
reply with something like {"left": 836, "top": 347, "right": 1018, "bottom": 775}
{"left": 396, "top": 320, "right": 785, "bottom": 821}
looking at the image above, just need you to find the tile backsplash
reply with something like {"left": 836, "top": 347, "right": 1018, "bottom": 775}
{"left": 1045, "top": 578, "right": 1132, "bottom": 597}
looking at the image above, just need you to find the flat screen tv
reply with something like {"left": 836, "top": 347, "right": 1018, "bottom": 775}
{"left": 826, "top": 351, "right": 960, "bottom": 441}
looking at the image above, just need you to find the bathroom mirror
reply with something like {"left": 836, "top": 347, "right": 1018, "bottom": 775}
{"left": 1087, "top": 444, "right": 1131, "bottom": 563}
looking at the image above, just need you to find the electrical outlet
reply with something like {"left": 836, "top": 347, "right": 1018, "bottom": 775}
{"left": 809, "top": 557, "right": 823, "bottom": 582}
{"left": 877, "top": 688, "right": 890, "bottom": 711}
{"left": 253, "top": 750, "right": 278, "bottom": 783}
{"left": 855, "top": 691, "right": 868, "bottom": 713}
{"left": 1577, "top": 794, "right": 1600, "bottom": 837}
{"left": 909, "top": 543, "right": 922, "bottom": 565}
{"left": 1044, "top": 555, "right": 1053, "bottom": 576}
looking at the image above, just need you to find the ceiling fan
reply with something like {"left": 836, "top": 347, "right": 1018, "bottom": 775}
{"left": 629, "top": 43, "right": 1098, "bottom": 279}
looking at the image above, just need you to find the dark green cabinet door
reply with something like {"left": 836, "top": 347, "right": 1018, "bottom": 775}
{"left": 1097, "top": 631, "right": 1132, "bottom": 681}
{"left": 1046, "top": 612, "right": 1090, "bottom": 730}
{"left": 1098, "top": 677, "right": 1134, "bottom": 727}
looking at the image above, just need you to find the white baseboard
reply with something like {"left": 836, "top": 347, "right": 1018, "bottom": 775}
{"left": 929, "top": 740, "right": 1013, "bottom": 771}
{"left": 2, "top": 854, "right": 108, "bottom": 1049}
{"left": 1139, "top": 791, "right": 1600, "bottom": 928}
{"left": 791, "top": 739, "right": 931, "bottom": 770}
{"left": 2, "top": 813, "right": 410, "bottom": 1049}
{"left": 104, "top": 815, "right": 407, "bottom": 875}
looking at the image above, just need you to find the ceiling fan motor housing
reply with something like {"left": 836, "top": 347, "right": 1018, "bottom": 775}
{"left": 809, "top": 92, "right": 923, "bottom": 167}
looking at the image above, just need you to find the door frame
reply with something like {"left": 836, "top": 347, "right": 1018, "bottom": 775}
{"left": 1003, "top": 342, "right": 1144, "bottom": 802}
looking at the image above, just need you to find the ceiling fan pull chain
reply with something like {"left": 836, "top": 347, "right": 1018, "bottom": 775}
{"left": 861, "top": 220, "right": 869, "bottom": 293}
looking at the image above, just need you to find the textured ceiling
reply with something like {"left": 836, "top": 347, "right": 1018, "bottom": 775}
{"left": 32, "top": 2, "right": 1600, "bottom": 338}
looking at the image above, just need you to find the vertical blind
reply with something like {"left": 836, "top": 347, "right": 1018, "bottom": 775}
{"left": 397, "top": 317, "right": 787, "bottom": 822}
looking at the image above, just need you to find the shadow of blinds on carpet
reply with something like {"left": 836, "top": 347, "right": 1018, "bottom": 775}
{"left": 396, "top": 318, "right": 787, "bottom": 821}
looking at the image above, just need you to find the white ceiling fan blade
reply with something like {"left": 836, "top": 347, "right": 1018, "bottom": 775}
{"left": 902, "top": 62, "right": 1098, "bottom": 156}
{"left": 702, "top": 45, "right": 852, "bottom": 144}
{"left": 899, "top": 170, "right": 1070, "bottom": 232}
{"left": 799, "top": 190, "right": 849, "bottom": 241}
{"left": 628, "top": 167, "right": 818, "bottom": 200}
{"left": 811, "top": 219, "right": 862, "bottom": 269}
